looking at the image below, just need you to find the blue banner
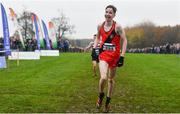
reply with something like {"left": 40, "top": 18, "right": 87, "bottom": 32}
{"left": 32, "top": 13, "right": 41, "bottom": 50}
{"left": 42, "top": 20, "right": 51, "bottom": 50}
{"left": 1, "top": 4, "right": 11, "bottom": 56}
{"left": 0, "top": 56, "right": 7, "bottom": 68}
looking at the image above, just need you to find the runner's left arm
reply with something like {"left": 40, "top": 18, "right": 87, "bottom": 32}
{"left": 116, "top": 25, "right": 127, "bottom": 57}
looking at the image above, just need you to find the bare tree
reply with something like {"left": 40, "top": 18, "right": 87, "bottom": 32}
{"left": 17, "top": 10, "right": 35, "bottom": 43}
{"left": 51, "top": 12, "right": 75, "bottom": 40}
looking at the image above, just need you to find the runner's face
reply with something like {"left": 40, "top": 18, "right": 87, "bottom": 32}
{"left": 105, "top": 8, "right": 115, "bottom": 22}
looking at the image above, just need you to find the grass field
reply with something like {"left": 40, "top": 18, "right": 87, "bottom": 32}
{"left": 0, "top": 53, "right": 180, "bottom": 113}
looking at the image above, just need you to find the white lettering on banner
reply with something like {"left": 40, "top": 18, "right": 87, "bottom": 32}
{"left": 8, "top": 52, "right": 40, "bottom": 60}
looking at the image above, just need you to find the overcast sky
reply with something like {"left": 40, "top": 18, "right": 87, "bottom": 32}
{"left": 0, "top": 0, "right": 180, "bottom": 39}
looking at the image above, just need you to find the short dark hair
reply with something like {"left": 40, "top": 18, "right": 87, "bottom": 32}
{"left": 106, "top": 5, "right": 117, "bottom": 14}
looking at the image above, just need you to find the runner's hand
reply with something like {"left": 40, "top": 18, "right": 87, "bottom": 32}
{"left": 117, "top": 56, "right": 124, "bottom": 67}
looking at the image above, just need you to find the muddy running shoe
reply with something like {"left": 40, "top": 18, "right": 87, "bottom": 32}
{"left": 104, "top": 103, "right": 110, "bottom": 113}
{"left": 96, "top": 98, "right": 103, "bottom": 109}
{"left": 104, "top": 97, "right": 111, "bottom": 112}
{"left": 96, "top": 92, "right": 104, "bottom": 109}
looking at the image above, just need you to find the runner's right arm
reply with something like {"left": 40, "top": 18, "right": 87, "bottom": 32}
{"left": 93, "top": 24, "right": 101, "bottom": 48}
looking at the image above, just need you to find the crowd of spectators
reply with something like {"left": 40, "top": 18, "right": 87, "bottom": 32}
{"left": 57, "top": 38, "right": 84, "bottom": 53}
{"left": 57, "top": 38, "right": 70, "bottom": 52}
{"left": 2, "top": 36, "right": 179, "bottom": 54}
{"left": 0, "top": 37, "right": 84, "bottom": 53}
{"left": 10, "top": 36, "right": 38, "bottom": 51}
{"left": 127, "top": 43, "right": 180, "bottom": 54}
